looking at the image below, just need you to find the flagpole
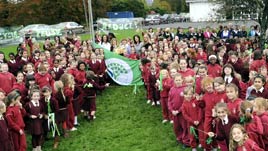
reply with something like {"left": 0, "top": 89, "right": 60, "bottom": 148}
{"left": 88, "top": 0, "right": 95, "bottom": 42}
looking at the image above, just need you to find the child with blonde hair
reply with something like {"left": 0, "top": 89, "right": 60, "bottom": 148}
{"left": 229, "top": 124, "right": 264, "bottom": 151}
{"left": 253, "top": 97, "right": 268, "bottom": 150}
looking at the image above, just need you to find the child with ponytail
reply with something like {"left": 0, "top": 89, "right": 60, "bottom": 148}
{"left": 240, "top": 101, "right": 265, "bottom": 149}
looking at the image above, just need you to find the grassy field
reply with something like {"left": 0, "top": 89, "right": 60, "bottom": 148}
{"left": 30, "top": 85, "right": 189, "bottom": 151}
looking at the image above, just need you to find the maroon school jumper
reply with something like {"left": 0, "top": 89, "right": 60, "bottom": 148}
{"left": 64, "top": 87, "right": 75, "bottom": 129}
{"left": 82, "top": 79, "right": 105, "bottom": 114}
{"left": 199, "top": 91, "right": 218, "bottom": 150}
{"left": 258, "top": 112, "right": 268, "bottom": 150}
{"left": 12, "top": 82, "right": 28, "bottom": 105}
{"left": 181, "top": 98, "right": 204, "bottom": 148}
{"left": 34, "top": 72, "right": 54, "bottom": 89}
{"left": 178, "top": 68, "right": 195, "bottom": 78}
{"left": 0, "top": 115, "right": 14, "bottom": 151}
{"left": 250, "top": 88, "right": 268, "bottom": 99}
{"left": 40, "top": 96, "right": 59, "bottom": 137}
{"left": 87, "top": 60, "right": 100, "bottom": 75}
{"left": 227, "top": 98, "right": 242, "bottom": 118}
{"left": 148, "top": 71, "right": 160, "bottom": 103}
{"left": 25, "top": 101, "right": 44, "bottom": 148}
{"left": 215, "top": 115, "right": 239, "bottom": 151}
{"left": 54, "top": 91, "right": 69, "bottom": 123}
{"left": 168, "top": 84, "right": 187, "bottom": 144}
{"left": 8, "top": 59, "right": 20, "bottom": 75}
{"left": 245, "top": 115, "right": 265, "bottom": 149}
{"left": 207, "top": 64, "right": 222, "bottom": 78}
{"left": 5, "top": 105, "right": 27, "bottom": 151}
{"left": 0, "top": 72, "right": 16, "bottom": 94}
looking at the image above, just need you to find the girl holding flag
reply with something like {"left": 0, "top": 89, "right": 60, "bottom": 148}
{"left": 157, "top": 69, "right": 173, "bottom": 123}
{"left": 181, "top": 86, "right": 204, "bottom": 150}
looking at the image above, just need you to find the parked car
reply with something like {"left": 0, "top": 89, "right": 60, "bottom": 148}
{"left": 160, "top": 14, "right": 176, "bottom": 24}
{"left": 19, "top": 24, "right": 62, "bottom": 40}
{"left": 144, "top": 14, "right": 161, "bottom": 26}
{"left": 50, "top": 22, "right": 85, "bottom": 34}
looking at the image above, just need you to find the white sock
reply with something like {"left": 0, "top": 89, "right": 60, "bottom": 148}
{"left": 74, "top": 116, "right": 78, "bottom": 125}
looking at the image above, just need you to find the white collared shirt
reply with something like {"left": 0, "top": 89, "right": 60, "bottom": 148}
{"left": 221, "top": 115, "right": 229, "bottom": 125}
{"left": 224, "top": 76, "right": 233, "bottom": 83}
{"left": 0, "top": 114, "right": 4, "bottom": 120}
{"left": 9, "top": 60, "right": 16, "bottom": 64}
{"left": 31, "top": 100, "right": 39, "bottom": 107}
{"left": 253, "top": 86, "right": 264, "bottom": 93}
{"left": 45, "top": 96, "right": 51, "bottom": 103}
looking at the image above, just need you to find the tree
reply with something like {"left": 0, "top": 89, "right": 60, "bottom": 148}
{"left": 213, "top": 0, "right": 268, "bottom": 48}
{"left": 109, "top": 0, "right": 147, "bottom": 17}
{"left": 151, "top": 0, "right": 172, "bottom": 14}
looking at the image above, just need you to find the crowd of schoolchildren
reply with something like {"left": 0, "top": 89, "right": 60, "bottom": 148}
{"left": 0, "top": 23, "right": 268, "bottom": 151}
{"left": 137, "top": 25, "right": 268, "bottom": 151}
{"left": 0, "top": 34, "right": 109, "bottom": 151}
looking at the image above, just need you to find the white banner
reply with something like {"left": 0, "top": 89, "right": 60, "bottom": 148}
{"left": 96, "top": 18, "right": 144, "bottom": 31}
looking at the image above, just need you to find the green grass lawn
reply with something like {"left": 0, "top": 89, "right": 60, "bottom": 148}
{"left": 32, "top": 85, "right": 189, "bottom": 151}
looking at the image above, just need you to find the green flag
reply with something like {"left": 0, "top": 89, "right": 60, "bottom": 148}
{"left": 159, "top": 72, "right": 163, "bottom": 91}
{"left": 93, "top": 43, "right": 143, "bottom": 86}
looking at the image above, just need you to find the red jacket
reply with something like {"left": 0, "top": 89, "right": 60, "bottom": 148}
{"left": 214, "top": 91, "right": 228, "bottom": 104}
{"left": 128, "top": 54, "right": 138, "bottom": 60}
{"left": 168, "top": 85, "right": 186, "bottom": 112}
{"left": 250, "top": 59, "right": 266, "bottom": 72}
{"left": 200, "top": 91, "right": 217, "bottom": 118}
{"left": 87, "top": 60, "right": 100, "bottom": 75}
{"left": 160, "top": 77, "right": 173, "bottom": 98}
{"left": 8, "top": 60, "right": 20, "bottom": 75}
{"left": 74, "top": 70, "right": 86, "bottom": 86}
{"left": 236, "top": 138, "right": 264, "bottom": 151}
{"left": 207, "top": 64, "right": 222, "bottom": 78}
{"left": 67, "top": 68, "right": 78, "bottom": 77}
{"left": 64, "top": 87, "right": 74, "bottom": 103}
{"left": 12, "top": 82, "right": 27, "bottom": 101}
{"left": 0, "top": 72, "right": 16, "bottom": 94}
{"left": 245, "top": 115, "right": 265, "bottom": 149}
{"left": 5, "top": 106, "right": 26, "bottom": 133}
{"left": 227, "top": 98, "right": 242, "bottom": 117}
{"left": 98, "top": 59, "right": 107, "bottom": 75}
{"left": 35, "top": 72, "right": 54, "bottom": 89}
{"left": 181, "top": 98, "right": 203, "bottom": 125}
{"left": 178, "top": 68, "right": 195, "bottom": 78}
{"left": 258, "top": 112, "right": 268, "bottom": 147}
{"left": 196, "top": 52, "right": 207, "bottom": 62}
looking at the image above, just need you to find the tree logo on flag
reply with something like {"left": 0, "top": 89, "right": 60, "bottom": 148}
{"left": 105, "top": 58, "right": 133, "bottom": 85}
